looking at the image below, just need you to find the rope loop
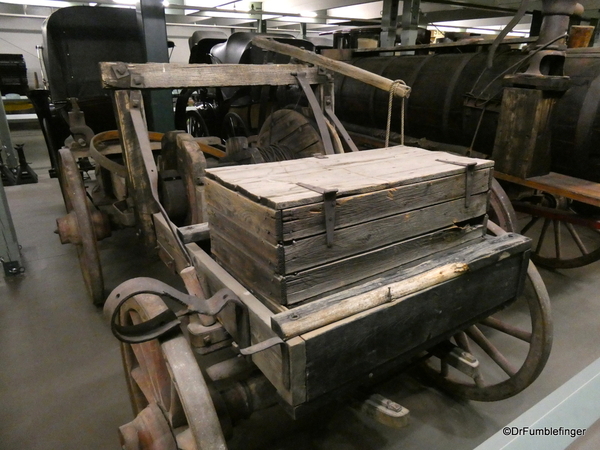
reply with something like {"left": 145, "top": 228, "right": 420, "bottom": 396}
{"left": 385, "top": 80, "right": 410, "bottom": 148}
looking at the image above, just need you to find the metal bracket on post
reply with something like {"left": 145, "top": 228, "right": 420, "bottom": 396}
{"left": 297, "top": 182, "right": 338, "bottom": 247}
{"left": 294, "top": 71, "right": 335, "bottom": 155}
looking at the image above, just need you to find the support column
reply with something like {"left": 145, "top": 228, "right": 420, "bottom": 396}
{"left": 0, "top": 95, "right": 17, "bottom": 169}
{"left": 0, "top": 178, "right": 22, "bottom": 276}
{"left": 138, "top": 0, "right": 174, "bottom": 132}
{"left": 380, "top": 0, "right": 400, "bottom": 48}
{"left": 401, "top": 0, "right": 421, "bottom": 48}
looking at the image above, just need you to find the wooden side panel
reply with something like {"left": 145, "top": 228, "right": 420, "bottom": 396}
{"left": 281, "top": 169, "right": 490, "bottom": 242}
{"left": 211, "top": 223, "right": 484, "bottom": 306}
{"left": 301, "top": 250, "right": 528, "bottom": 400}
{"left": 284, "top": 193, "right": 488, "bottom": 273}
{"left": 205, "top": 178, "right": 280, "bottom": 245}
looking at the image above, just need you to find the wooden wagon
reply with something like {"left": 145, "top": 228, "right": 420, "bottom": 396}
{"left": 81, "top": 54, "right": 554, "bottom": 448}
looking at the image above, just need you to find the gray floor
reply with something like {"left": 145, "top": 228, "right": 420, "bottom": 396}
{"left": 1, "top": 127, "right": 600, "bottom": 449}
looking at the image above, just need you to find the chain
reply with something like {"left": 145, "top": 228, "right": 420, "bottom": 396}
{"left": 385, "top": 80, "right": 410, "bottom": 147}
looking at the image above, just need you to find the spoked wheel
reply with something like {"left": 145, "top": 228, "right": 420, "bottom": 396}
{"left": 56, "top": 148, "right": 109, "bottom": 305}
{"left": 119, "top": 294, "right": 227, "bottom": 450}
{"left": 488, "top": 179, "right": 518, "bottom": 233}
{"left": 186, "top": 110, "right": 210, "bottom": 138}
{"left": 221, "top": 112, "right": 249, "bottom": 140}
{"left": 420, "top": 221, "right": 553, "bottom": 401}
{"left": 514, "top": 194, "right": 600, "bottom": 269}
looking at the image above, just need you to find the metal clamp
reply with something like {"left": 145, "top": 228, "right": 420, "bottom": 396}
{"left": 435, "top": 159, "right": 477, "bottom": 208}
{"left": 297, "top": 182, "right": 338, "bottom": 247}
{"left": 104, "top": 277, "right": 283, "bottom": 355}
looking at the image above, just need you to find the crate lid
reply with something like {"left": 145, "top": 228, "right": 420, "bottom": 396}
{"left": 206, "top": 146, "right": 493, "bottom": 209}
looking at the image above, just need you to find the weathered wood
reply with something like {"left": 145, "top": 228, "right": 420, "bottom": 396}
{"left": 283, "top": 193, "right": 487, "bottom": 273}
{"left": 272, "top": 233, "right": 528, "bottom": 339}
{"left": 252, "top": 37, "right": 410, "bottom": 98}
{"left": 212, "top": 223, "right": 483, "bottom": 306}
{"left": 491, "top": 88, "right": 555, "bottom": 178}
{"left": 101, "top": 62, "right": 325, "bottom": 90}
{"left": 206, "top": 168, "right": 490, "bottom": 244}
{"left": 153, "top": 213, "right": 189, "bottom": 273}
{"left": 207, "top": 146, "right": 493, "bottom": 209}
{"left": 113, "top": 90, "right": 158, "bottom": 251}
{"left": 209, "top": 192, "right": 486, "bottom": 274}
{"left": 300, "top": 235, "right": 530, "bottom": 399}
{"left": 494, "top": 170, "right": 600, "bottom": 208}
{"left": 175, "top": 133, "right": 207, "bottom": 224}
{"left": 185, "top": 244, "right": 310, "bottom": 406}
{"left": 177, "top": 222, "right": 210, "bottom": 244}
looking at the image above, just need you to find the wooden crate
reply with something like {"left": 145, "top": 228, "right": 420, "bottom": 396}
{"left": 205, "top": 146, "right": 494, "bottom": 306}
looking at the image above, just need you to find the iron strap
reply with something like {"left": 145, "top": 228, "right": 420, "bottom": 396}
{"left": 104, "top": 277, "right": 284, "bottom": 355}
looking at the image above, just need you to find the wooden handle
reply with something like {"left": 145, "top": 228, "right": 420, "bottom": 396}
{"left": 252, "top": 37, "right": 411, "bottom": 98}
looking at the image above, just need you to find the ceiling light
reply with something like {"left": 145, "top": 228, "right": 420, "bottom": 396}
{"left": 301, "top": 11, "right": 317, "bottom": 18}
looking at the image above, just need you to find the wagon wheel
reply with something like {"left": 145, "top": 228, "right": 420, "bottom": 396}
{"left": 56, "top": 148, "right": 107, "bottom": 305}
{"left": 488, "top": 179, "right": 518, "bottom": 233}
{"left": 514, "top": 194, "right": 600, "bottom": 269}
{"left": 186, "top": 110, "right": 210, "bottom": 138}
{"left": 119, "top": 294, "right": 227, "bottom": 450}
{"left": 257, "top": 108, "right": 341, "bottom": 160}
{"left": 420, "top": 221, "right": 553, "bottom": 401}
{"left": 222, "top": 112, "right": 249, "bottom": 140}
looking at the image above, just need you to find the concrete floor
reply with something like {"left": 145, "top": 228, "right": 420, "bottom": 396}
{"left": 1, "top": 127, "right": 600, "bottom": 449}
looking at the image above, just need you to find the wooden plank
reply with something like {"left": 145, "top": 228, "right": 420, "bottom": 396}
{"left": 208, "top": 208, "right": 283, "bottom": 272}
{"left": 494, "top": 171, "right": 600, "bottom": 208}
{"left": 212, "top": 222, "right": 483, "bottom": 306}
{"left": 284, "top": 224, "right": 484, "bottom": 304}
{"left": 252, "top": 37, "right": 411, "bottom": 98}
{"left": 185, "top": 244, "right": 306, "bottom": 405}
{"left": 207, "top": 168, "right": 489, "bottom": 244}
{"left": 153, "top": 213, "right": 189, "bottom": 273}
{"left": 286, "top": 336, "right": 307, "bottom": 406}
{"left": 210, "top": 228, "right": 286, "bottom": 305}
{"left": 273, "top": 233, "right": 529, "bottom": 339}
{"left": 300, "top": 241, "right": 529, "bottom": 399}
{"left": 491, "top": 88, "right": 554, "bottom": 178}
{"left": 207, "top": 147, "right": 493, "bottom": 209}
{"left": 281, "top": 170, "right": 490, "bottom": 242}
{"left": 205, "top": 178, "right": 280, "bottom": 245}
{"left": 284, "top": 193, "right": 488, "bottom": 273}
{"left": 101, "top": 62, "right": 325, "bottom": 89}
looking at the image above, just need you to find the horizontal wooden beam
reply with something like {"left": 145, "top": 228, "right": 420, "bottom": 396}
{"left": 100, "top": 62, "right": 326, "bottom": 89}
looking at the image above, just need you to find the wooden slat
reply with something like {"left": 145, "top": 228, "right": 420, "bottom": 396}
{"left": 101, "top": 62, "right": 325, "bottom": 89}
{"left": 300, "top": 236, "right": 530, "bottom": 399}
{"left": 207, "top": 146, "right": 492, "bottom": 209}
{"left": 273, "top": 233, "right": 529, "bottom": 339}
{"left": 280, "top": 170, "right": 491, "bottom": 242}
{"left": 495, "top": 171, "right": 600, "bottom": 208}
{"left": 283, "top": 224, "right": 484, "bottom": 305}
{"left": 212, "top": 223, "right": 483, "bottom": 306}
{"left": 205, "top": 178, "right": 280, "bottom": 245}
{"left": 284, "top": 193, "right": 488, "bottom": 273}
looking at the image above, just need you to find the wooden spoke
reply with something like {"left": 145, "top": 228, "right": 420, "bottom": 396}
{"left": 553, "top": 220, "right": 562, "bottom": 259}
{"left": 521, "top": 216, "right": 539, "bottom": 235}
{"left": 480, "top": 316, "right": 532, "bottom": 343}
{"left": 466, "top": 325, "right": 517, "bottom": 377}
{"left": 565, "top": 222, "right": 589, "bottom": 256}
{"left": 536, "top": 219, "right": 551, "bottom": 254}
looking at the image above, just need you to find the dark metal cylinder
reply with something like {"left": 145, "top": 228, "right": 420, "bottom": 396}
{"left": 335, "top": 48, "right": 600, "bottom": 182}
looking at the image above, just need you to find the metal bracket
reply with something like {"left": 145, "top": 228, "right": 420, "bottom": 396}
{"left": 297, "top": 182, "right": 338, "bottom": 247}
{"left": 435, "top": 159, "right": 477, "bottom": 208}
{"left": 2, "top": 260, "right": 23, "bottom": 276}
{"left": 104, "top": 277, "right": 284, "bottom": 355}
{"left": 294, "top": 71, "right": 335, "bottom": 155}
{"left": 111, "top": 63, "right": 145, "bottom": 88}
